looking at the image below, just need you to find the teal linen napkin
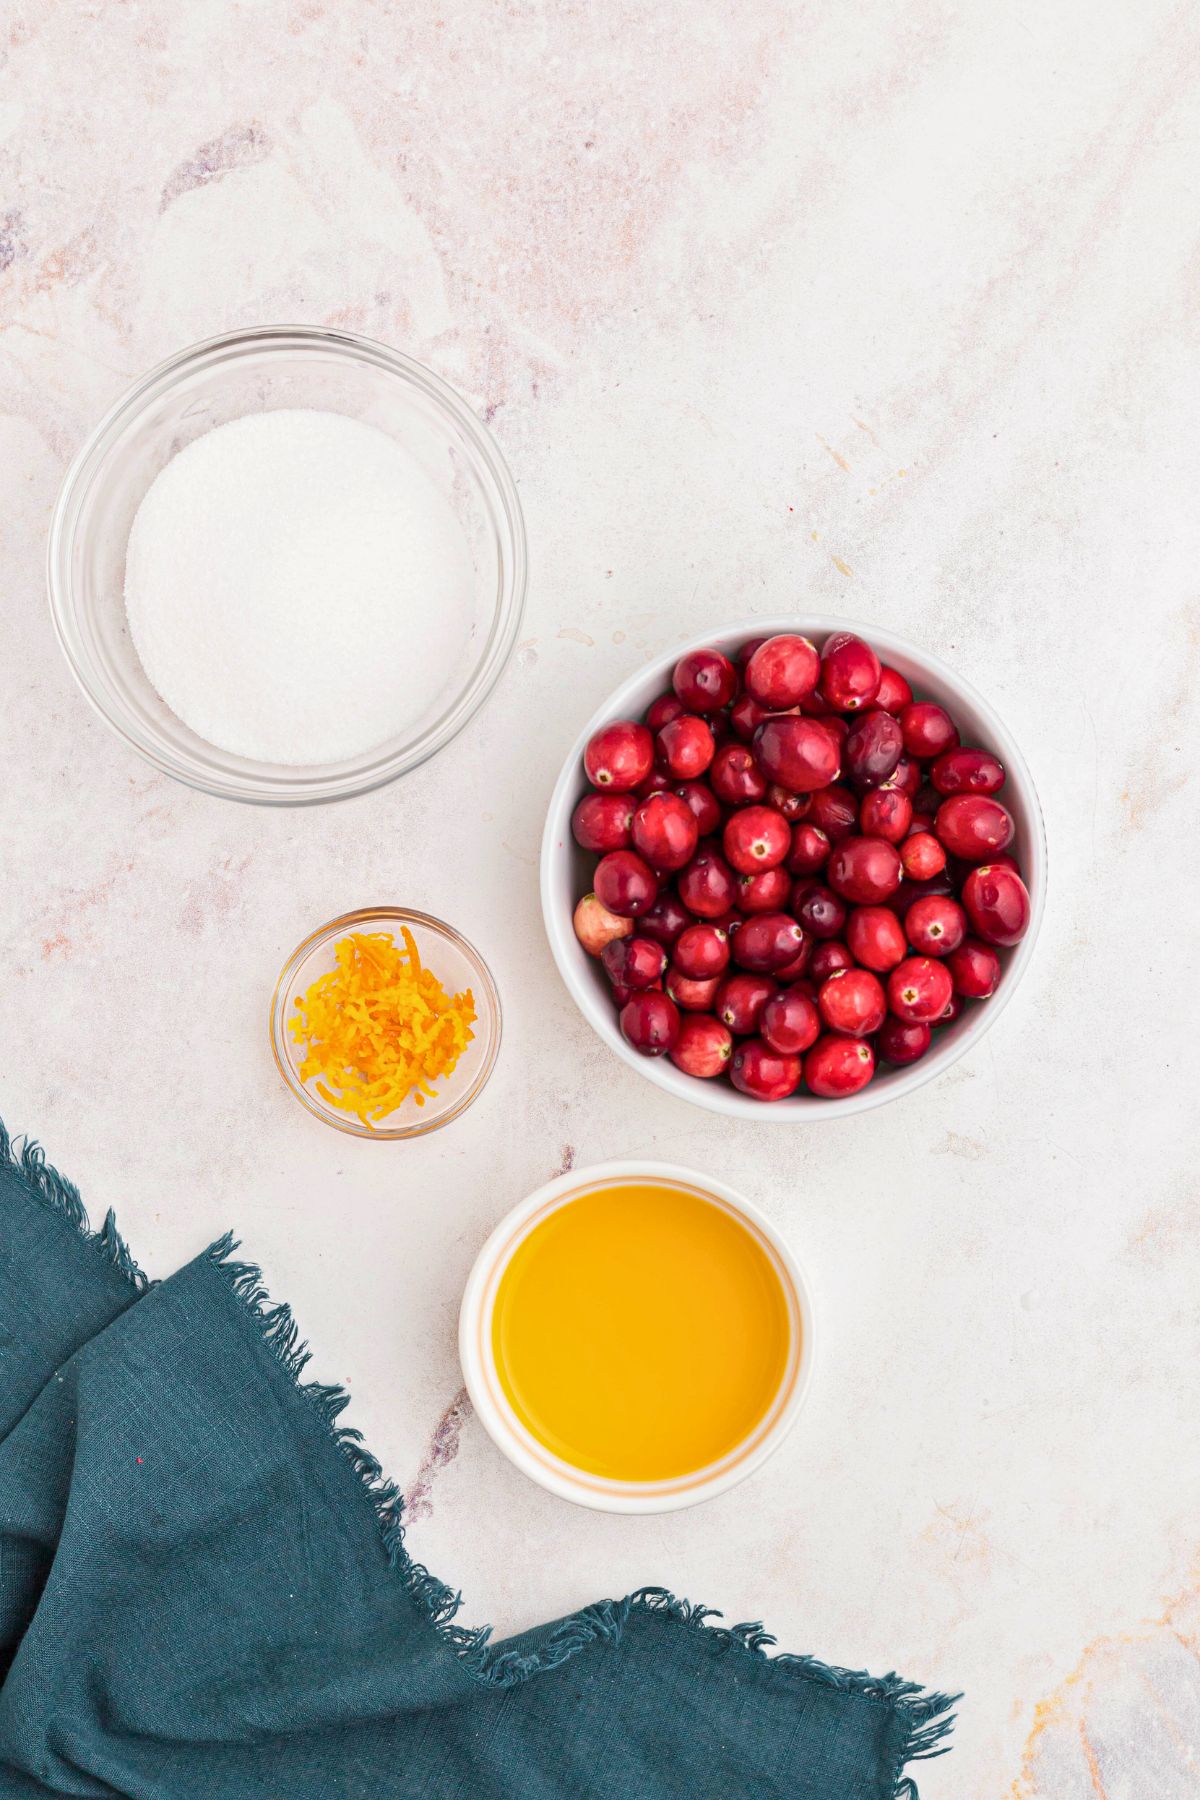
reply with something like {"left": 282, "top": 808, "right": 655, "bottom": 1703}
{"left": 0, "top": 1126, "right": 956, "bottom": 1798}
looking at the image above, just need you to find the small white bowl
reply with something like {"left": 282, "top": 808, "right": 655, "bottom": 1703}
{"left": 541, "top": 614, "right": 1046, "bottom": 1121}
{"left": 458, "top": 1160, "right": 815, "bottom": 1513}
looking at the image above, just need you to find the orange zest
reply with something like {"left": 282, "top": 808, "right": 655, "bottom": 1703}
{"left": 289, "top": 928, "right": 476, "bottom": 1127}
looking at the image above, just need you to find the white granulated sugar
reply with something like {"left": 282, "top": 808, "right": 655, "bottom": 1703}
{"left": 125, "top": 409, "right": 474, "bottom": 765}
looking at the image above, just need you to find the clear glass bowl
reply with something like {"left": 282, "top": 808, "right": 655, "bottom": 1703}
{"left": 270, "top": 907, "right": 502, "bottom": 1139}
{"left": 47, "top": 326, "right": 527, "bottom": 805}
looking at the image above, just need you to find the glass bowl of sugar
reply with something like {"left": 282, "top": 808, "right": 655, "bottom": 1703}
{"left": 48, "top": 326, "right": 527, "bottom": 805}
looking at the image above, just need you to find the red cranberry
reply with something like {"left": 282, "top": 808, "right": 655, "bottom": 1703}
{"left": 573, "top": 893, "right": 634, "bottom": 957}
{"left": 809, "top": 939, "right": 854, "bottom": 982}
{"left": 760, "top": 986, "right": 821, "bottom": 1055}
{"left": 887, "top": 956, "right": 953, "bottom": 1023}
{"left": 572, "top": 791, "right": 634, "bottom": 852}
{"left": 737, "top": 636, "right": 768, "bottom": 665}
{"left": 646, "top": 693, "right": 685, "bottom": 732}
{"left": 584, "top": 720, "right": 654, "bottom": 790}
{"left": 710, "top": 742, "right": 769, "bottom": 807}
{"left": 846, "top": 905, "right": 907, "bottom": 972}
{"left": 938, "top": 991, "right": 964, "bottom": 1024}
{"left": 880, "top": 752, "right": 921, "bottom": 797}
{"left": 892, "top": 870, "right": 955, "bottom": 921}
{"left": 905, "top": 895, "right": 967, "bottom": 957}
{"left": 800, "top": 684, "right": 836, "bottom": 716}
{"left": 657, "top": 715, "right": 716, "bottom": 780}
{"left": 859, "top": 787, "right": 911, "bottom": 843}
{"left": 669, "top": 1014, "right": 734, "bottom": 1078}
{"left": 673, "top": 647, "right": 737, "bottom": 713}
{"left": 715, "top": 972, "right": 776, "bottom": 1034}
{"left": 766, "top": 782, "right": 811, "bottom": 821}
{"left": 804, "top": 1034, "right": 875, "bottom": 1097}
{"left": 673, "top": 922, "right": 731, "bottom": 980}
{"left": 874, "top": 666, "right": 913, "bottom": 713}
{"left": 637, "top": 891, "right": 690, "bottom": 948}
{"left": 732, "top": 911, "right": 807, "bottom": 973}
{"left": 819, "top": 631, "right": 882, "bottom": 711}
{"left": 738, "top": 866, "right": 792, "bottom": 914}
{"left": 900, "top": 832, "right": 947, "bottom": 881}
{"left": 807, "top": 784, "right": 859, "bottom": 842}
{"left": 827, "top": 835, "right": 903, "bottom": 905}
{"left": 786, "top": 821, "right": 832, "bottom": 875}
{"left": 816, "top": 714, "right": 851, "bottom": 755}
{"left": 709, "top": 907, "right": 746, "bottom": 938}
{"left": 935, "top": 795, "right": 1015, "bottom": 863}
{"left": 962, "top": 865, "right": 1031, "bottom": 946}
{"left": 723, "top": 804, "right": 791, "bottom": 875}
{"left": 878, "top": 1017, "right": 931, "bottom": 1065}
{"left": 899, "top": 702, "right": 959, "bottom": 760}
{"left": 774, "top": 945, "right": 813, "bottom": 983}
{"left": 710, "top": 710, "right": 736, "bottom": 745}
{"left": 819, "top": 967, "right": 886, "bottom": 1037}
{"left": 752, "top": 717, "right": 840, "bottom": 792}
{"left": 601, "top": 935, "right": 666, "bottom": 989}
{"left": 730, "top": 1037, "right": 802, "bottom": 1101}
{"left": 665, "top": 968, "right": 722, "bottom": 1011}
{"left": 594, "top": 849, "right": 659, "bottom": 917}
{"left": 674, "top": 779, "right": 722, "bottom": 837}
{"left": 844, "top": 710, "right": 904, "bottom": 790}
{"left": 987, "top": 852, "right": 1022, "bottom": 876}
{"left": 635, "top": 767, "right": 674, "bottom": 799}
{"left": 744, "top": 634, "right": 820, "bottom": 709}
{"left": 931, "top": 747, "right": 1005, "bottom": 795}
{"left": 946, "top": 937, "right": 1001, "bottom": 998}
{"left": 630, "top": 791, "right": 699, "bottom": 873}
{"left": 677, "top": 844, "right": 739, "bottom": 918}
{"left": 908, "top": 809, "right": 935, "bottom": 835}
{"left": 790, "top": 879, "right": 847, "bottom": 939}
{"left": 729, "top": 692, "right": 772, "bottom": 742}
{"left": 619, "top": 991, "right": 680, "bottom": 1056}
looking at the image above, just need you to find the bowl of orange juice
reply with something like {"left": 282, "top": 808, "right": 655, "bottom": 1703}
{"left": 458, "top": 1161, "right": 815, "bottom": 1512}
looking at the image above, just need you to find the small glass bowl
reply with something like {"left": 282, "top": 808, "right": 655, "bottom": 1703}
{"left": 48, "top": 326, "right": 527, "bottom": 806}
{"left": 270, "top": 907, "right": 502, "bottom": 1139}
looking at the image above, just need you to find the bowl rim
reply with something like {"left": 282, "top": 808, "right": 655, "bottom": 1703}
{"left": 540, "top": 612, "right": 1047, "bottom": 1121}
{"left": 458, "top": 1159, "right": 816, "bottom": 1513}
{"left": 269, "top": 904, "right": 502, "bottom": 1139}
{"left": 47, "top": 324, "right": 528, "bottom": 807}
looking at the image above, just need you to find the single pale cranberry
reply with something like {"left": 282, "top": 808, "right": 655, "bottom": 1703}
{"left": 880, "top": 752, "right": 921, "bottom": 797}
{"left": 646, "top": 693, "right": 685, "bottom": 732}
{"left": 786, "top": 821, "right": 832, "bottom": 875}
{"left": 594, "top": 849, "right": 659, "bottom": 917}
{"left": 744, "top": 634, "right": 821, "bottom": 709}
{"left": 710, "top": 742, "right": 769, "bottom": 807}
{"left": 573, "top": 893, "right": 634, "bottom": 957}
{"left": 766, "top": 782, "right": 811, "bottom": 821}
{"left": 732, "top": 911, "right": 807, "bottom": 973}
{"left": 673, "top": 922, "right": 731, "bottom": 979}
{"left": 859, "top": 787, "right": 911, "bottom": 843}
{"left": 900, "top": 832, "right": 947, "bottom": 881}
{"left": 899, "top": 702, "right": 959, "bottom": 760}
{"left": 752, "top": 717, "right": 840, "bottom": 792}
{"left": 723, "top": 804, "right": 791, "bottom": 875}
{"left": 846, "top": 905, "right": 907, "bottom": 972}
{"left": 962, "top": 865, "right": 1031, "bottom": 946}
{"left": 827, "top": 835, "right": 903, "bottom": 905}
{"left": 877, "top": 1016, "right": 931, "bottom": 1065}
{"left": 670, "top": 1014, "right": 734, "bottom": 1079}
{"left": 931, "top": 747, "right": 1005, "bottom": 795}
{"left": 819, "top": 631, "right": 881, "bottom": 711}
{"left": 619, "top": 991, "right": 680, "bottom": 1056}
{"left": 665, "top": 968, "right": 722, "bottom": 1011}
{"left": 631, "top": 791, "right": 699, "bottom": 873}
{"left": 601, "top": 935, "right": 666, "bottom": 989}
{"left": 572, "top": 791, "right": 634, "bottom": 852}
{"left": 760, "top": 986, "right": 821, "bottom": 1055}
{"left": 790, "top": 879, "right": 847, "bottom": 939}
{"left": 938, "top": 991, "right": 964, "bottom": 1024}
{"left": 935, "top": 795, "right": 1015, "bottom": 863}
{"left": 673, "top": 648, "right": 737, "bottom": 713}
{"left": 819, "top": 967, "right": 886, "bottom": 1037}
{"left": 874, "top": 666, "right": 913, "bottom": 713}
{"left": 657, "top": 715, "right": 715, "bottom": 780}
{"left": 737, "top": 866, "right": 792, "bottom": 914}
{"left": 905, "top": 895, "right": 967, "bottom": 957}
{"left": 844, "top": 710, "right": 904, "bottom": 790}
{"left": 584, "top": 720, "right": 654, "bottom": 790}
{"left": 674, "top": 779, "right": 722, "bottom": 837}
{"left": 804, "top": 1034, "right": 875, "bottom": 1097}
{"left": 637, "top": 891, "right": 690, "bottom": 948}
{"left": 729, "top": 692, "right": 772, "bottom": 742}
{"left": 809, "top": 939, "right": 854, "bottom": 982}
{"left": 677, "top": 844, "right": 740, "bottom": 918}
{"left": 946, "top": 937, "right": 1001, "bottom": 998}
{"left": 887, "top": 956, "right": 953, "bottom": 1023}
{"left": 635, "top": 767, "right": 674, "bottom": 799}
{"left": 715, "top": 972, "right": 777, "bottom": 1034}
{"left": 807, "top": 784, "right": 859, "bottom": 842}
{"left": 730, "top": 1038, "right": 802, "bottom": 1101}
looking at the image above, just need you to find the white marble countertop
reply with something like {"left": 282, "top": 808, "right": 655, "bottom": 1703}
{"left": 2, "top": 4, "right": 1198, "bottom": 1792}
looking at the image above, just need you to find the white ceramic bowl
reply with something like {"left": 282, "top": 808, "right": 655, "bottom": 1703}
{"left": 541, "top": 615, "right": 1046, "bottom": 1120}
{"left": 459, "top": 1160, "right": 814, "bottom": 1513}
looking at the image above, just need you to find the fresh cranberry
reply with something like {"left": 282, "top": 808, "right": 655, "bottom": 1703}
{"left": 775, "top": 949, "right": 813, "bottom": 985}
{"left": 819, "top": 632, "right": 881, "bottom": 711}
{"left": 900, "top": 832, "right": 947, "bottom": 881}
{"left": 637, "top": 891, "right": 690, "bottom": 948}
{"left": 584, "top": 720, "right": 654, "bottom": 790}
{"left": 665, "top": 968, "right": 722, "bottom": 1011}
{"left": 723, "top": 804, "right": 791, "bottom": 875}
{"left": 737, "top": 636, "right": 768, "bottom": 665}
{"left": 786, "top": 821, "right": 832, "bottom": 875}
{"left": 892, "top": 870, "right": 955, "bottom": 920}
{"left": 846, "top": 905, "right": 907, "bottom": 972}
{"left": 809, "top": 939, "right": 854, "bottom": 982}
{"left": 804, "top": 1034, "right": 875, "bottom": 1097}
{"left": 709, "top": 907, "right": 746, "bottom": 939}
{"left": 729, "top": 692, "right": 772, "bottom": 742}
{"left": 844, "top": 710, "right": 903, "bottom": 790}
{"left": 710, "top": 742, "right": 769, "bottom": 807}
{"left": 904, "top": 895, "right": 967, "bottom": 957}
{"left": 677, "top": 844, "right": 740, "bottom": 918}
{"left": 601, "top": 935, "right": 666, "bottom": 989}
{"left": 790, "top": 879, "right": 847, "bottom": 939}
{"left": 715, "top": 972, "right": 776, "bottom": 1034}
{"left": 593, "top": 850, "right": 659, "bottom": 917}
{"left": 635, "top": 767, "right": 674, "bottom": 799}
{"left": 760, "top": 986, "right": 821, "bottom": 1055}
{"left": 800, "top": 684, "right": 836, "bottom": 716}
{"left": 752, "top": 717, "right": 840, "bottom": 792}
{"left": 572, "top": 791, "right": 634, "bottom": 852}
{"left": 827, "top": 835, "right": 903, "bottom": 904}
{"left": 673, "top": 922, "right": 731, "bottom": 979}
{"left": 673, "top": 648, "right": 737, "bottom": 713}
{"left": 962, "top": 865, "right": 1031, "bottom": 946}
{"left": 887, "top": 956, "right": 953, "bottom": 1023}
{"left": 946, "top": 937, "right": 1001, "bottom": 998}
{"left": 656, "top": 715, "right": 715, "bottom": 780}
{"left": 732, "top": 911, "right": 807, "bottom": 973}
{"left": 674, "top": 779, "right": 722, "bottom": 837}
{"left": 744, "top": 634, "right": 821, "bottom": 709}
{"left": 874, "top": 666, "right": 913, "bottom": 713}
{"left": 573, "top": 893, "right": 634, "bottom": 957}
{"left": 630, "top": 791, "right": 700, "bottom": 873}
{"left": 646, "top": 693, "right": 685, "bottom": 732}
{"left": 737, "top": 866, "right": 793, "bottom": 914}
{"left": 669, "top": 1014, "right": 734, "bottom": 1079}
{"left": 807, "top": 784, "right": 859, "bottom": 842}
{"left": 986, "top": 852, "right": 1022, "bottom": 876}
{"left": 938, "top": 991, "right": 964, "bottom": 1024}
{"left": 899, "top": 702, "right": 959, "bottom": 760}
{"left": 816, "top": 714, "right": 851, "bottom": 756}
{"left": 619, "top": 991, "right": 680, "bottom": 1056}
{"left": 877, "top": 1017, "right": 931, "bottom": 1065}
{"left": 730, "top": 1037, "right": 802, "bottom": 1101}
{"left": 931, "top": 747, "right": 1005, "bottom": 795}
{"left": 880, "top": 752, "right": 921, "bottom": 797}
{"left": 859, "top": 787, "right": 911, "bottom": 844}
{"left": 766, "top": 782, "right": 811, "bottom": 821}
{"left": 908, "top": 809, "right": 936, "bottom": 835}
{"left": 818, "top": 967, "right": 886, "bottom": 1037}
{"left": 935, "top": 795, "right": 1015, "bottom": 863}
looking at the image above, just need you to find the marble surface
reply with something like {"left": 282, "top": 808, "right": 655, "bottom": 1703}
{"left": 1, "top": 3, "right": 1198, "bottom": 1792}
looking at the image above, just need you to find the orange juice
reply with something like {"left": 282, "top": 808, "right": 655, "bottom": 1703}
{"left": 490, "top": 1180, "right": 792, "bottom": 1482}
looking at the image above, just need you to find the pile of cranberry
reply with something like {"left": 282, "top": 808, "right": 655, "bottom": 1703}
{"left": 570, "top": 630, "right": 1032, "bottom": 1101}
